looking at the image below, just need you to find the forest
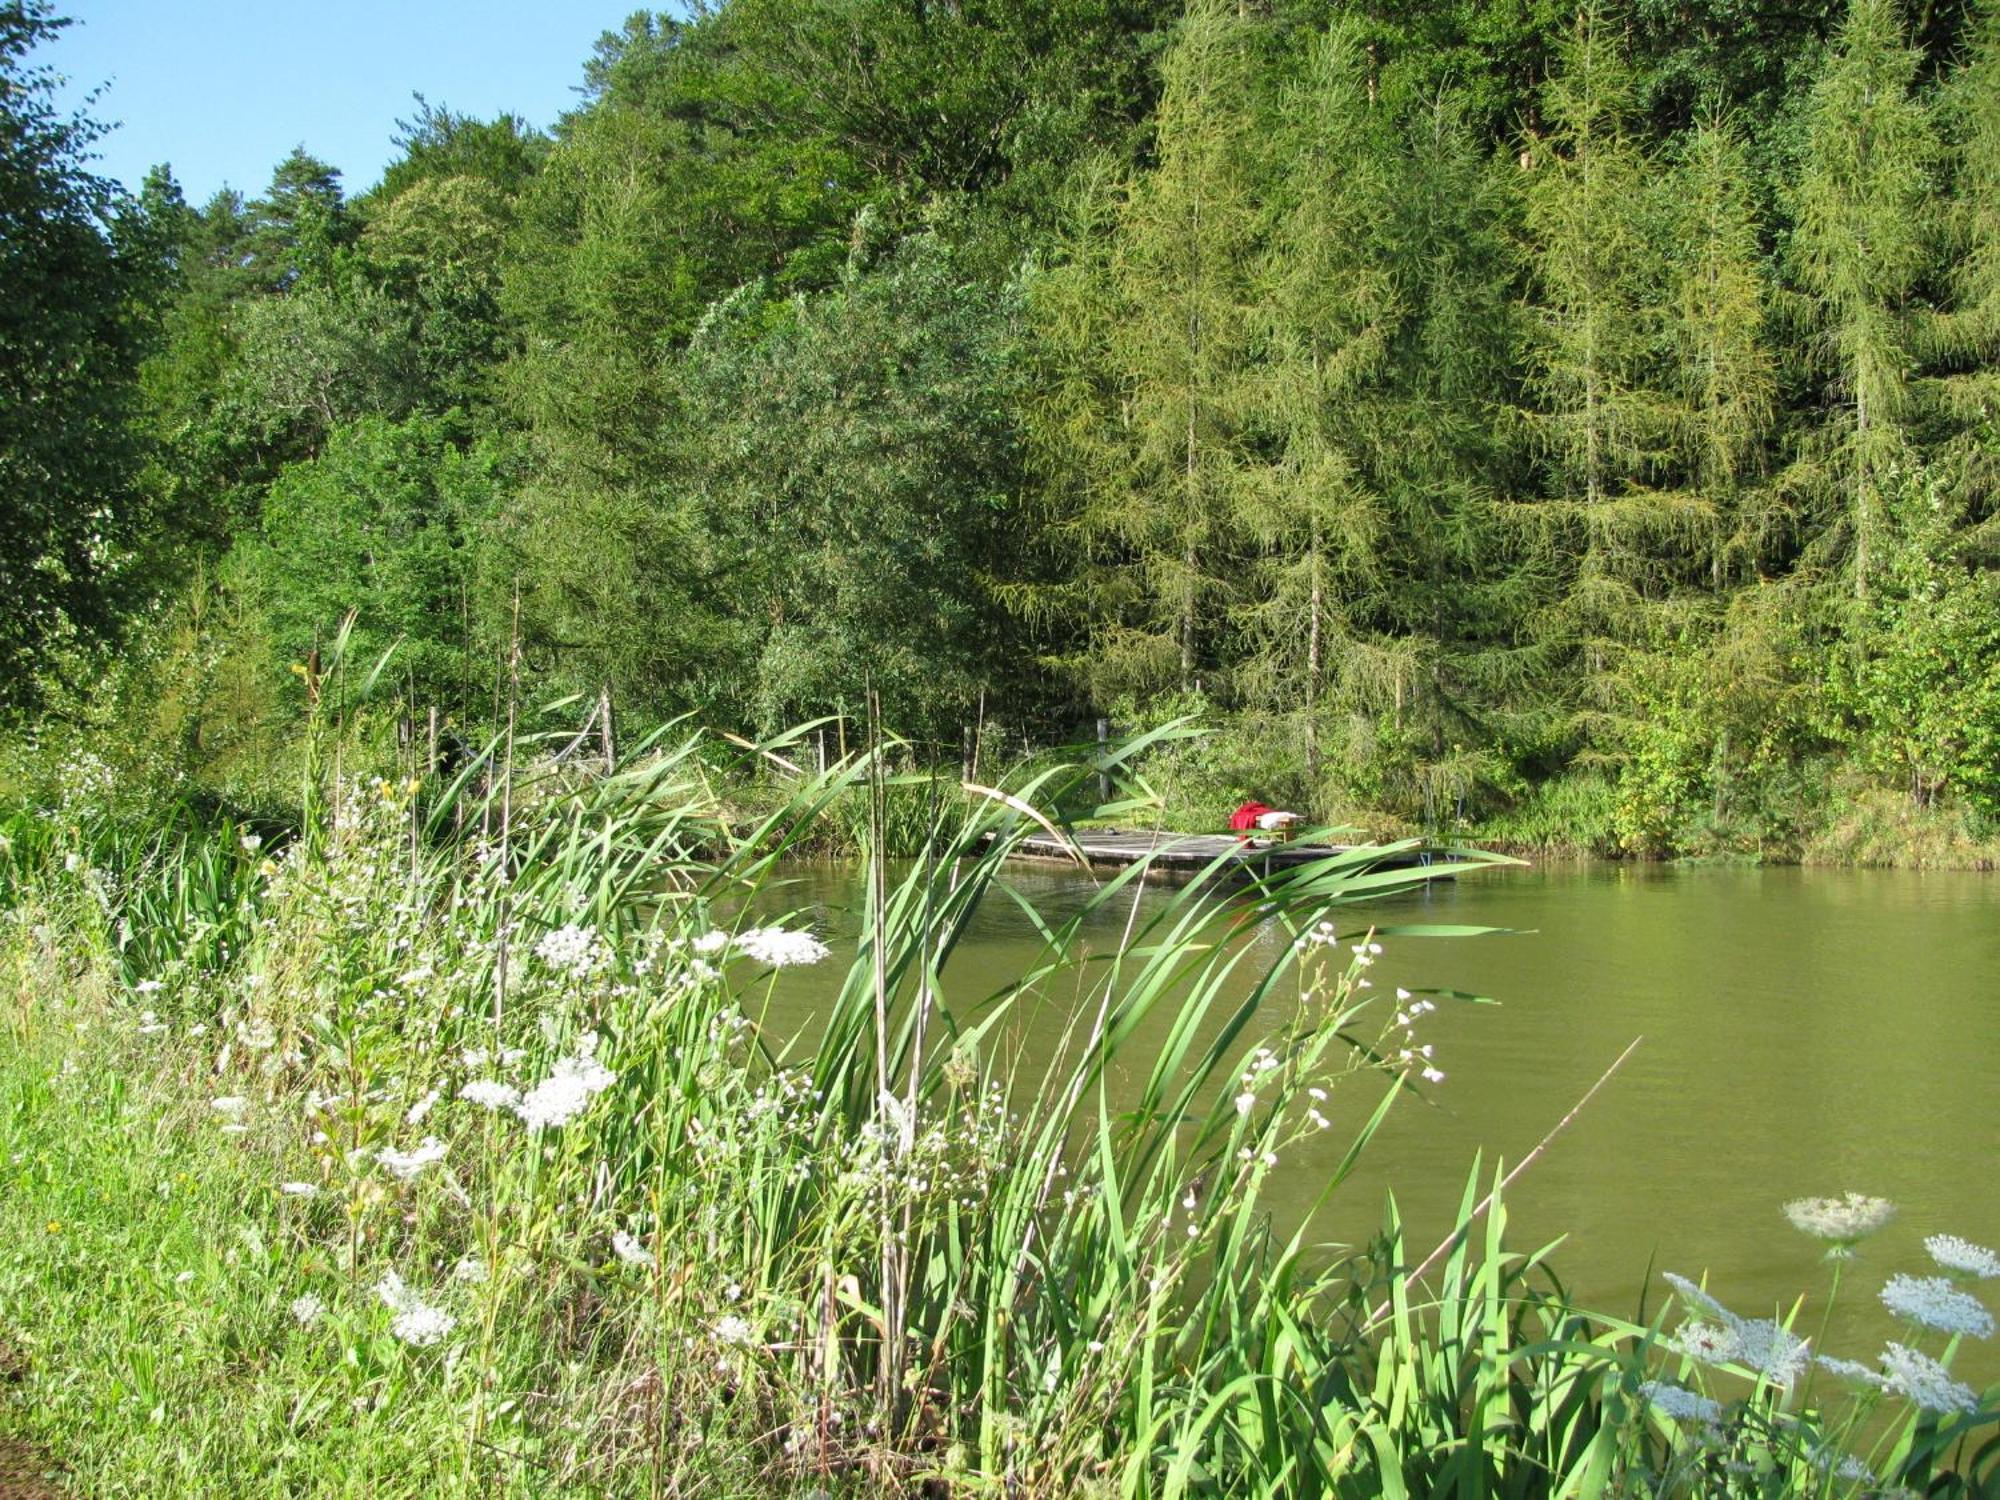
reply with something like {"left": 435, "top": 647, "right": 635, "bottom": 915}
{"left": 8, "top": 0, "right": 2000, "bottom": 859}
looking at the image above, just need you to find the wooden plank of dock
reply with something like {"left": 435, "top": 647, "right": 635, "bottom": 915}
{"left": 1008, "top": 829, "right": 1431, "bottom": 873}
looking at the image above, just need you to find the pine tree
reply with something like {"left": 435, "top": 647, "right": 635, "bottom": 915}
{"left": 1031, "top": 0, "right": 1266, "bottom": 701}
{"left": 1790, "top": 0, "right": 1937, "bottom": 601}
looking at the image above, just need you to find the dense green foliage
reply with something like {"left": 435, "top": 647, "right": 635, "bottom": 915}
{"left": 2, "top": 740, "right": 1992, "bottom": 1494}
{"left": 10, "top": 0, "right": 2000, "bottom": 858}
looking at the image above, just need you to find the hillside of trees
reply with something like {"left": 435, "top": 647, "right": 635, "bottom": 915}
{"left": 8, "top": 0, "right": 2000, "bottom": 860}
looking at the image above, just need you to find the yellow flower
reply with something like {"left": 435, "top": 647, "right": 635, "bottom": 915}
{"left": 45, "top": 1220, "right": 60, "bottom": 1234}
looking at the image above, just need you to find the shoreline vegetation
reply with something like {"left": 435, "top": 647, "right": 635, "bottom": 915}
{"left": 1, "top": 719, "right": 1995, "bottom": 1495}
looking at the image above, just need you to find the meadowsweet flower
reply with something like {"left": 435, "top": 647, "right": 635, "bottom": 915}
{"left": 1879, "top": 1275, "right": 1994, "bottom": 1339}
{"left": 290, "top": 1294, "right": 324, "bottom": 1326}
{"left": 612, "top": 1230, "right": 653, "bottom": 1268}
{"left": 458, "top": 1079, "right": 520, "bottom": 1111}
{"left": 1783, "top": 1192, "right": 1895, "bottom": 1255}
{"left": 279, "top": 1181, "right": 319, "bottom": 1198}
{"left": 713, "top": 1314, "right": 753, "bottom": 1346}
{"left": 534, "top": 923, "right": 608, "bottom": 977}
{"left": 1638, "top": 1380, "right": 1723, "bottom": 1423}
{"left": 1925, "top": 1234, "right": 2000, "bottom": 1281}
{"left": 392, "top": 1302, "right": 456, "bottom": 1347}
{"left": 1879, "top": 1342, "right": 1978, "bottom": 1415}
{"left": 735, "top": 926, "right": 830, "bottom": 968}
{"left": 513, "top": 1051, "right": 615, "bottom": 1130}
{"left": 376, "top": 1137, "right": 447, "bottom": 1181}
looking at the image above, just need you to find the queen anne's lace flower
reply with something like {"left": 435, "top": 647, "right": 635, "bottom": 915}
{"left": 279, "top": 1181, "right": 318, "bottom": 1198}
{"left": 1816, "top": 1354, "right": 1887, "bottom": 1389}
{"left": 1879, "top": 1274, "right": 1995, "bottom": 1338}
{"left": 712, "top": 1314, "right": 753, "bottom": 1345}
{"left": 1782, "top": 1192, "right": 1895, "bottom": 1252}
{"left": 1663, "top": 1274, "right": 1810, "bottom": 1386}
{"left": 1879, "top": 1342, "right": 1979, "bottom": 1415}
{"left": 290, "top": 1294, "right": 324, "bottom": 1326}
{"left": 1637, "top": 1380, "right": 1723, "bottom": 1423}
{"left": 733, "top": 926, "right": 830, "bottom": 968}
{"left": 376, "top": 1137, "right": 447, "bottom": 1181}
{"left": 1925, "top": 1234, "right": 2000, "bottom": 1280}
{"left": 377, "top": 1271, "right": 456, "bottom": 1347}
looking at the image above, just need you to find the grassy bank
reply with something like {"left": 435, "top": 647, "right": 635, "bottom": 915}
{"left": 0, "top": 728, "right": 1994, "bottom": 1496}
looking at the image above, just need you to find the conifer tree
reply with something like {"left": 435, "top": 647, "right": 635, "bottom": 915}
{"left": 1031, "top": 0, "right": 1266, "bottom": 700}
{"left": 1790, "top": 0, "right": 1937, "bottom": 601}
{"left": 1241, "top": 20, "right": 1394, "bottom": 785}
{"left": 1662, "top": 110, "right": 1775, "bottom": 588}
{"left": 1516, "top": 3, "right": 1679, "bottom": 706}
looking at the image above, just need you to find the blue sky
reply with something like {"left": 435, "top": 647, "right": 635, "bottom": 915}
{"left": 47, "top": 1, "right": 643, "bottom": 204}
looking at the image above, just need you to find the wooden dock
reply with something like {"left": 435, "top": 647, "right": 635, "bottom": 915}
{"left": 1008, "top": 829, "right": 1437, "bottom": 875}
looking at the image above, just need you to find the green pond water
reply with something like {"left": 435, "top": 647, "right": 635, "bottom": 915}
{"left": 758, "top": 858, "right": 2000, "bottom": 1387}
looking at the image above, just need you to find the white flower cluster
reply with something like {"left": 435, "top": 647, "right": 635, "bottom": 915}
{"left": 1294, "top": 920, "right": 1339, "bottom": 952}
{"left": 514, "top": 1042, "right": 616, "bottom": 1130}
{"left": 1662, "top": 1272, "right": 1811, "bottom": 1386}
{"left": 1878, "top": 1341, "right": 1979, "bottom": 1415}
{"left": 612, "top": 1229, "right": 653, "bottom": 1267}
{"left": 377, "top": 1271, "right": 456, "bottom": 1347}
{"left": 290, "top": 1294, "right": 324, "bottom": 1327}
{"left": 1391, "top": 987, "right": 1445, "bottom": 1084}
{"left": 1879, "top": 1274, "right": 1994, "bottom": 1339}
{"left": 534, "top": 922, "right": 609, "bottom": 978}
{"left": 733, "top": 926, "right": 830, "bottom": 969}
{"left": 459, "top": 1079, "right": 521, "bottom": 1111}
{"left": 1926, "top": 1234, "right": 2000, "bottom": 1280}
{"left": 1782, "top": 1192, "right": 1895, "bottom": 1251}
{"left": 1637, "top": 1380, "right": 1722, "bottom": 1423}
{"left": 376, "top": 1137, "right": 447, "bottom": 1181}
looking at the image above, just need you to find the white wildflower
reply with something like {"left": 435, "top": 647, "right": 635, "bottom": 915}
{"left": 279, "top": 1181, "right": 319, "bottom": 1198}
{"left": 290, "top": 1294, "right": 324, "bottom": 1327}
{"left": 512, "top": 1051, "right": 615, "bottom": 1130}
{"left": 534, "top": 923, "right": 608, "bottom": 977}
{"left": 1879, "top": 1342, "right": 1979, "bottom": 1415}
{"left": 1783, "top": 1192, "right": 1895, "bottom": 1253}
{"left": 452, "top": 1255, "right": 487, "bottom": 1285}
{"left": 734, "top": 926, "right": 830, "bottom": 968}
{"left": 376, "top": 1137, "right": 447, "bottom": 1181}
{"left": 1421, "top": 1066, "right": 1446, "bottom": 1084}
{"left": 713, "top": 1314, "right": 753, "bottom": 1346}
{"left": 392, "top": 1302, "right": 456, "bottom": 1347}
{"left": 1816, "top": 1354, "right": 1887, "bottom": 1389}
{"left": 1879, "top": 1275, "right": 1994, "bottom": 1339}
{"left": 458, "top": 1079, "right": 520, "bottom": 1111}
{"left": 136, "top": 1011, "right": 167, "bottom": 1036}
{"left": 133, "top": 978, "right": 163, "bottom": 995}
{"left": 1672, "top": 1320, "right": 1736, "bottom": 1364}
{"left": 612, "top": 1230, "right": 653, "bottom": 1268}
{"left": 239, "top": 832, "right": 262, "bottom": 854}
{"left": 1663, "top": 1272, "right": 1732, "bottom": 1322}
{"left": 175, "top": 1270, "right": 196, "bottom": 1286}
{"left": 1233, "top": 1091, "right": 1256, "bottom": 1117}
{"left": 1638, "top": 1380, "right": 1723, "bottom": 1423}
{"left": 1728, "top": 1318, "right": 1812, "bottom": 1386}
{"left": 376, "top": 1271, "right": 414, "bottom": 1312}
{"left": 404, "top": 1089, "right": 441, "bottom": 1126}
{"left": 1926, "top": 1234, "right": 2000, "bottom": 1281}
{"left": 691, "top": 929, "right": 730, "bottom": 955}
{"left": 210, "top": 1096, "right": 248, "bottom": 1115}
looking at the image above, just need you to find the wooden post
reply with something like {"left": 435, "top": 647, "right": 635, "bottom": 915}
{"left": 597, "top": 682, "right": 616, "bottom": 776}
{"left": 1096, "top": 718, "right": 1111, "bottom": 809}
{"left": 816, "top": 728, "right": 827, "bottom": 777}
{"left": 426, "top": 706, "right": 439, "bottom": 778}
{"left": 962, "top": 723, "right": 974, "bottom": 784}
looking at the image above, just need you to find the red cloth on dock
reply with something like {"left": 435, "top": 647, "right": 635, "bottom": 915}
{"left": 1228, "top": 801, "right": 1271, "bottom": 835}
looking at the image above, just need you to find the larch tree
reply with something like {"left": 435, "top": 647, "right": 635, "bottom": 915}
{"left": 1032, "top": 0, "right": 1267, "bottom": 702}
{"left": 1789, "top": 0, "right": 1937, "bottom": 602}
{"left": 1241, "top": 20, "right": 1396, "bottom": 788}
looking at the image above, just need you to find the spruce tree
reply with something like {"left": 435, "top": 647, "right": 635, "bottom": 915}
{"left": 1790, "top": 0, "right": 1937, "bottom": 601}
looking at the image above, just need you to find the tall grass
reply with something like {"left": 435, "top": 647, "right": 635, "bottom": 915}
{"left": 0, "top": 716, "right": 1993, "bottom": 1495}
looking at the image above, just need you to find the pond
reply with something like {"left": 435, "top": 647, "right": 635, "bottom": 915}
{"left": 756, "top": 857, "right": 2000, "bottom": 1385}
